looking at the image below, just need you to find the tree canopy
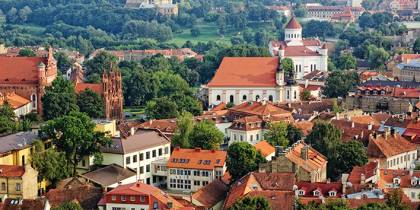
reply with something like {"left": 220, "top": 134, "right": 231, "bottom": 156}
{"left": 227, "top": 142, "right": 266, "bottom": 181}
{"left": 189, "top": 120, "right": 224, "bottom": 150}
{"left": 77, "top": 89, "right": 104, "bottom": 118}
{"left": 228, "top": 196, "right": 270, "bottom": 210}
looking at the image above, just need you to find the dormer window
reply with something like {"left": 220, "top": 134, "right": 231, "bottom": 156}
{"left": 412, "top": 177, "right": 418, "bottom": 186}
{"left": 298, "top": 190, "right": 305, "bottom": 196}
{"left": 373, "top": 91, "right": 378, "bottom": 95}
{"left": 393, "top": 177, "right": 401, "bottom": 185}
{"left": 329, "top": 191, "right": 337, "bottom": 197}
{"left": 313, "top": 190, "right": 320, "bottom": 196}
{"left": 381, "top": 90, "right": 386, "bottom": 95}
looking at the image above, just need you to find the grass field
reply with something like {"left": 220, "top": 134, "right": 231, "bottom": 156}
{"left": 170, "top": 21, "right": 236, "bottom": 46}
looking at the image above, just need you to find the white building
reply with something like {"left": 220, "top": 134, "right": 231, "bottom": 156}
{"left": 165, "top": 147, "right": 227, "bottom": 193}
{"left": 100, "top": 129, "right": 171, "bottom": 186}
{"left": 269, "top": 17, "right": 328, "bottom": 79}
{"left": 367, "top": 132, "right": 417, "bottom": 170}
{"left": 0, "top": 92, "right": 33, "bottom": 117}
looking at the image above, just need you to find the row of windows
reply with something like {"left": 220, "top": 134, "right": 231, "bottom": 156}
{"left": 169, "top": 179, "right": 209, "bottom": 189}
{"left": 233, "top": 133, "right": 260, "bottom": 142}
{"left": 286, "top": 90, "right": 298, "bottom": 100}
{"left": 0, "top": 183, "right": 20, "bottom": 191}
{"left": 125, "top": 147, "right": 169, "bottom": 165}
{"left": 216, "top": 95, "right": 274, "bottom": 102}
{"left": 111, "top": 195, "right": 146, "bottom": 202}
{"left": 286, "top": 33, "right": 301, "bottom": 39}
{"left": 356, "top": 90, "right": 387, "bottom": 96}
{"left": 169, "top": 169, "right": 211, "bottom": 177}
{"left": 387, "top": 153, "right": 416, "bottom": 168}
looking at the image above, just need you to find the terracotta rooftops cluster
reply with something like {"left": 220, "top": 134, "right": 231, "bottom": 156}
{"left": 0, "top": 57, "right": 48, "bottom": 84}
{"left": 367, "top": 133, "right": 417, "bottom": 158}
{"left": 229, "top": 101, "right": 292, "bottom": 118}
{"left": 297, "top": 181, "right": 343, "bottom": 198}
{"left": 254, "top": 140, "right": 275, "bottom": 158}
{"left": 0, "top": 92, "right": 31, "bottom": 109}
{"left": 167, "top": 147, "right": 227, "bottom": 170}
{"left": 285, "top": 141, "right": 327, "bottom": 172}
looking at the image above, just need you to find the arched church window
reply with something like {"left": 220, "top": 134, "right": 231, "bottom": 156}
{"left": 216, "top": 95, "right": 221, "bottom": 101}
{"left": 268, "top": 95, "right": 273, "bottom": 102}
{"left": 229, "top": 95, "right": 234, "bottom": 103}
{"left": 31, "top": 94, "right": 37, "bottom": 109}
{"left": 242, "top": 95, "right": 247, "bottom": 101}
{"left": 255, "top": 95, "right": 260, "bottom": 101}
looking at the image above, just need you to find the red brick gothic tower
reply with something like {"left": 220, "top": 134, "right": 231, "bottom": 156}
{"left": 102, "top": 67, "right": 124, "bottom": 120}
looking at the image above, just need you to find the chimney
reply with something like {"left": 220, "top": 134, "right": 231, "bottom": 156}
{"left": 391, "top": 128, "right": 396, "bottom": 138}
{"left": 275, "top": 146, "right": 284, "bottom": 157}
{"left": 301, "top": 145, "right": 309, "bottom": 160}
{"left": 211, "top": 149, "right": 216, "bottom": 153}
{"left": 360, "top": 173, "right": 366, "bottom": 185}
{"left": 367, "top": 123, "right": 373, "bottom": 131}
{"left": 130, "top": 127, "right": 135, "bottom": 136}
{"left": 175, "top": 146, "right": 180, "bottom": 151}
{"left": 194, "top": 147, "right": 201, "bottom": 152}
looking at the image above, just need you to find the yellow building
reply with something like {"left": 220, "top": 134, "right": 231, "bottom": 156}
{"left": 0, "top": 131, "right": 47, "bottom": 194}
{"left": 94, "top": 119, "right": 118, "bottom": 137}
{"left": 0, "top": 164, "right": 38, "bottom": 201}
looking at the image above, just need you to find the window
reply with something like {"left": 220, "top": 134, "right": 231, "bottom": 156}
{"left": 140, "top": 196, "right": 145, "bottom": 202}
{"left": 31, "top": 94, "right": 37, "bottom": 109}
{"left": 146, "top": 152, "right": 150, "bottom": 159}
{"left": 256, "top": 134, "right": 259, "bottom": 140}
{"left": 153, "top": 176, "right": 157, "bottom": 183}
{"left": 229, "top": 95, "right": 234, "bottom": 103}
{"left": 250, "top": 135, "right": 253, "bottom": 142}
{"left": 15, "top": 183, "right": 21, "bottom": 191}
{"left": 287, "top": 90, "right": 290, "bottom": 99}
{"left": 82, "top": 159, "right": 86, "bottom": 167}
{"left": 329, "top": 191, "right": 337, "bottom": 197}
{"left": 202, "top": 181, "right": 208, "bottom": 186}
{"left": 412, "top": 192, "right": 416, "bottom": 199}
{"left": 233, "top": 134, "right": 237, "bottom": 141}
{"left": 242, "top": 95, "right": 247, "bottom": 101}
{"left": 140, "top": 166, "right": 144, "bottom": 174}
{"left": 1, "top": 183, "right": 5, "bottom": 191}
{"left": 158, "top": 148, "right": 162, "bottom": 156}
{"left": 185, "top": 170, "right": 191, "bottom": 176}
{"left": 193, "top": 170, "right": 200, "bottom": 176}
{"left": 194, "top": 181, "right": 200, "bottom": 186}
{"left": 216, "top": 95, "right": 221, "bottom": 101}
{"left": 202, "top": 171, "right": 209, "bottom": 177}
{"left": 152, "top": 150, "right": 156, "bottom": 158}
{"left": 111, "top": 195, "right": 116, "bottom": 201}
{"left": 153, "top": 202, "right": 158, "bottom": 209}
{"left": 146, "top": 178, "right": 150, "bottom": 184}
{"left": 256, "top": 95, "right": 260, "bottom": 100}
{"left": 130, "top": 196, "right": 135, "bottom": 201}
{"left": 133, "top": 155, "right": 137, "bottom": 163}
{"left": 268, "top": 95, "right": 273, "bottom": 102}
{"left": 165, "top": 147, "right": 169, "bottom": 154}
{"left": 126, "top": 156, "right": 131, "bottom": 164}
{"left": 146, "top": 164, "right": 150, "bottom": 172}
{"left": 121, "top": 195, "right": 126, "bottom": 201}
{"left": 240, "top": 135, "right": 243, "bottom": 141}
{"left": 140, "top": 153, "right": 144, "bottom": 161}
{"left": 313, "top": 190, "right": 320, "bottom": 196}
{"left": 298, "top": 190, "right": 305, "bottom": 195}
{"left": 294, "top": 91, "right": 297, "bottom": 99}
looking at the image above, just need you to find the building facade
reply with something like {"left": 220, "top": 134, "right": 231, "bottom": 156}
{"left": 0, "top": 164, "right": 38, "bottom": 201}
{"left": 0, "top": 48, "right": 57, "bottom": 115}
{"left": 166, "top": 148, "right": 227, "bottom": 193}
{"left": 269, "top": 17, "right": 328, "bottom": 78}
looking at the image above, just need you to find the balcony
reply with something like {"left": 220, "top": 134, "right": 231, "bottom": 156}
{"left": 151, "top": 158, "right": 168, "bottom": 177}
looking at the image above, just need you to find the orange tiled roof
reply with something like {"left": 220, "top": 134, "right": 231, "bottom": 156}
{"left": 351, "top": 115, "right": 382, "bottom": 126}
{"left": 167, "top": 147, "right": 227, "bottom": 170}
{"left": 400, "top": 54, "right": 420, "bottom": 63}
{"left": 254, "top": 140, "right": 275, "bottom": 157}
{"left": 294, "top": 121, "right": 313, "bottom": 136}
{"left": 285, "top": 17, "right": 302, "bottom": 29}
{"left": 192, "top": 179, "right": 228, "bottom": 208}
{"left": 223, "top": 172, "right": 295, "bottom": 210}
{"left": 0, "top": 56, "right": 47, "bottom": 84}
{"left": 285, "top": 142, "right": 327, "bottom": 172}
{"left": 207, "top": 57, "right": 278, "bottom": 87}
{"left": 0, "top": 165, "right": 24, "bottom": 177}
{"left": 348, "top": 161, "right": 379, "bottom": 185}
{"left": 229, "top": 101, "right": 292, "bottom": 117}
{"left": 138, "top": 119, "right": 177, "bottom": 134}
{"left": 74, "top": 83, "right": 103, "bottom": 95}
{"left": 297, "top": 181, "right": 343, "bottom": 197}
{"left": 377, "top": 169, "right": 420, "bottom": 190}
{"left": 0, "top": 92, "right": 31, "bottom": 109}
{"left": 284, "top": 46, "right": 321, "bottom": 57}
{"left": 367, "top": 134, "right": 417, "bottom": 158}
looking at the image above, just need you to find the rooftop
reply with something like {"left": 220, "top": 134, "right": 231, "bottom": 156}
{"left": 0, "top": 92, "right": 31, "bottom": 109}
{"left": 254, "top": 140, "right": 275, "bottom": 157}
{"left": 80, "top": 164, "right": 136, "bottom": 187}
{"left": 192, "top": 179, "right": 228, "bottom": 208}
{"left": 167, "top": 147, "right": 227, "bottom": 170}
{"left": 0, "top": 165, "right": 24, "bottom": 177}
{"left": 101, "top": 129, "right": 170, "bottom": 154}
{"left": 229, "top": 101, "right": 292, "bottom": 118}
{"left": 367, "top": 133, "right": 417, "bottom": 158}
{"left": 285, "top": 141, "right": 327, "bottom": 172}
{"left": 207, "top": 57, "right": 278, "bottom": 87}
{"left": 0, "top": 131, "right": 38, "bottom": 155}
{"left": 285, "top": 17, "right": 302, "bottom": 29}
{"left": 0, "top": 56, "right": 47, "bottom": 84}
{"left": 74, "top": 83, "right": 103, "bottom": 95}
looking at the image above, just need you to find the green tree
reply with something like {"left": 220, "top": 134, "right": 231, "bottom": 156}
{"left": 357, "top": 203, "right": 392, "bottom": 210}
{"left": 0, "top": 103, "right": 17, "bottom": 134}
{"left": 227, "top": 142, "right": 266, "bottom": 181}
{"left": 172, "top": 112, "right": 194, "bottom": 148}
{"left": 30, "top": 140, "right": 71, "bottom": 187}
{"left": 84, "top": 51, "right": 118, "bottom": 83}
{"left": 386, "top": 189, "right": 411, "bottom": 210}
{"left": 323, "top": 71, "right": 359, "bottom": 98}
{"left": 335, "top": 141, "right": 368, "bottom": 175}
{"left": 287, "top": 123, "right": 303, "bottom": 146}
{"left": 264, "top": 122, "right": 288, "bottom": 147}
{"left": 228, "top": 196, "right": 270, "bottom": 210}
{"left": 189, "top": 120, "right": 224, "bottom": 150}
{"left": 51, "top": 201, "right": 83, "bottom": 210}
{"left": 413, "top": 38, "right": 420, "bottom": 54}
{"left": 77, "top": 89, "right": 104, "bottom": 118}
{"left": 367, "top": 45, "right": 390, "bottom": 69}
{"left": 54, "top": 52, "right": 73, "bottom": 74}
{"left": 281, "top": 58, "right": 294, "bottom": 76}
{"left": 336, "top": 53, "right": 357, "bottom": 70}
{"left": 42, "top": 76, "right": 79, "bottom": 120}
{"left": 300, "top": 90, "right": 311, "bottom": 101}
{"left": 39, "top": 111, "right": 111, "bottom": 176}
{"left": 145, "top": 97, "right": 179, "bottom": 119}
{"left": 18, "top": 48, "right": 36, "bottom": 57}
{"left": 191, "top": 26, "right": 201, "bottom": 37}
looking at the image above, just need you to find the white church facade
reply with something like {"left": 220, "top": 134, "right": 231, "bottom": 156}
{"left": 207, "top": 17, "right": 328, "bottom": 107}
{"left": 269, "top": 17, "right": 328, "bottom": 79}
